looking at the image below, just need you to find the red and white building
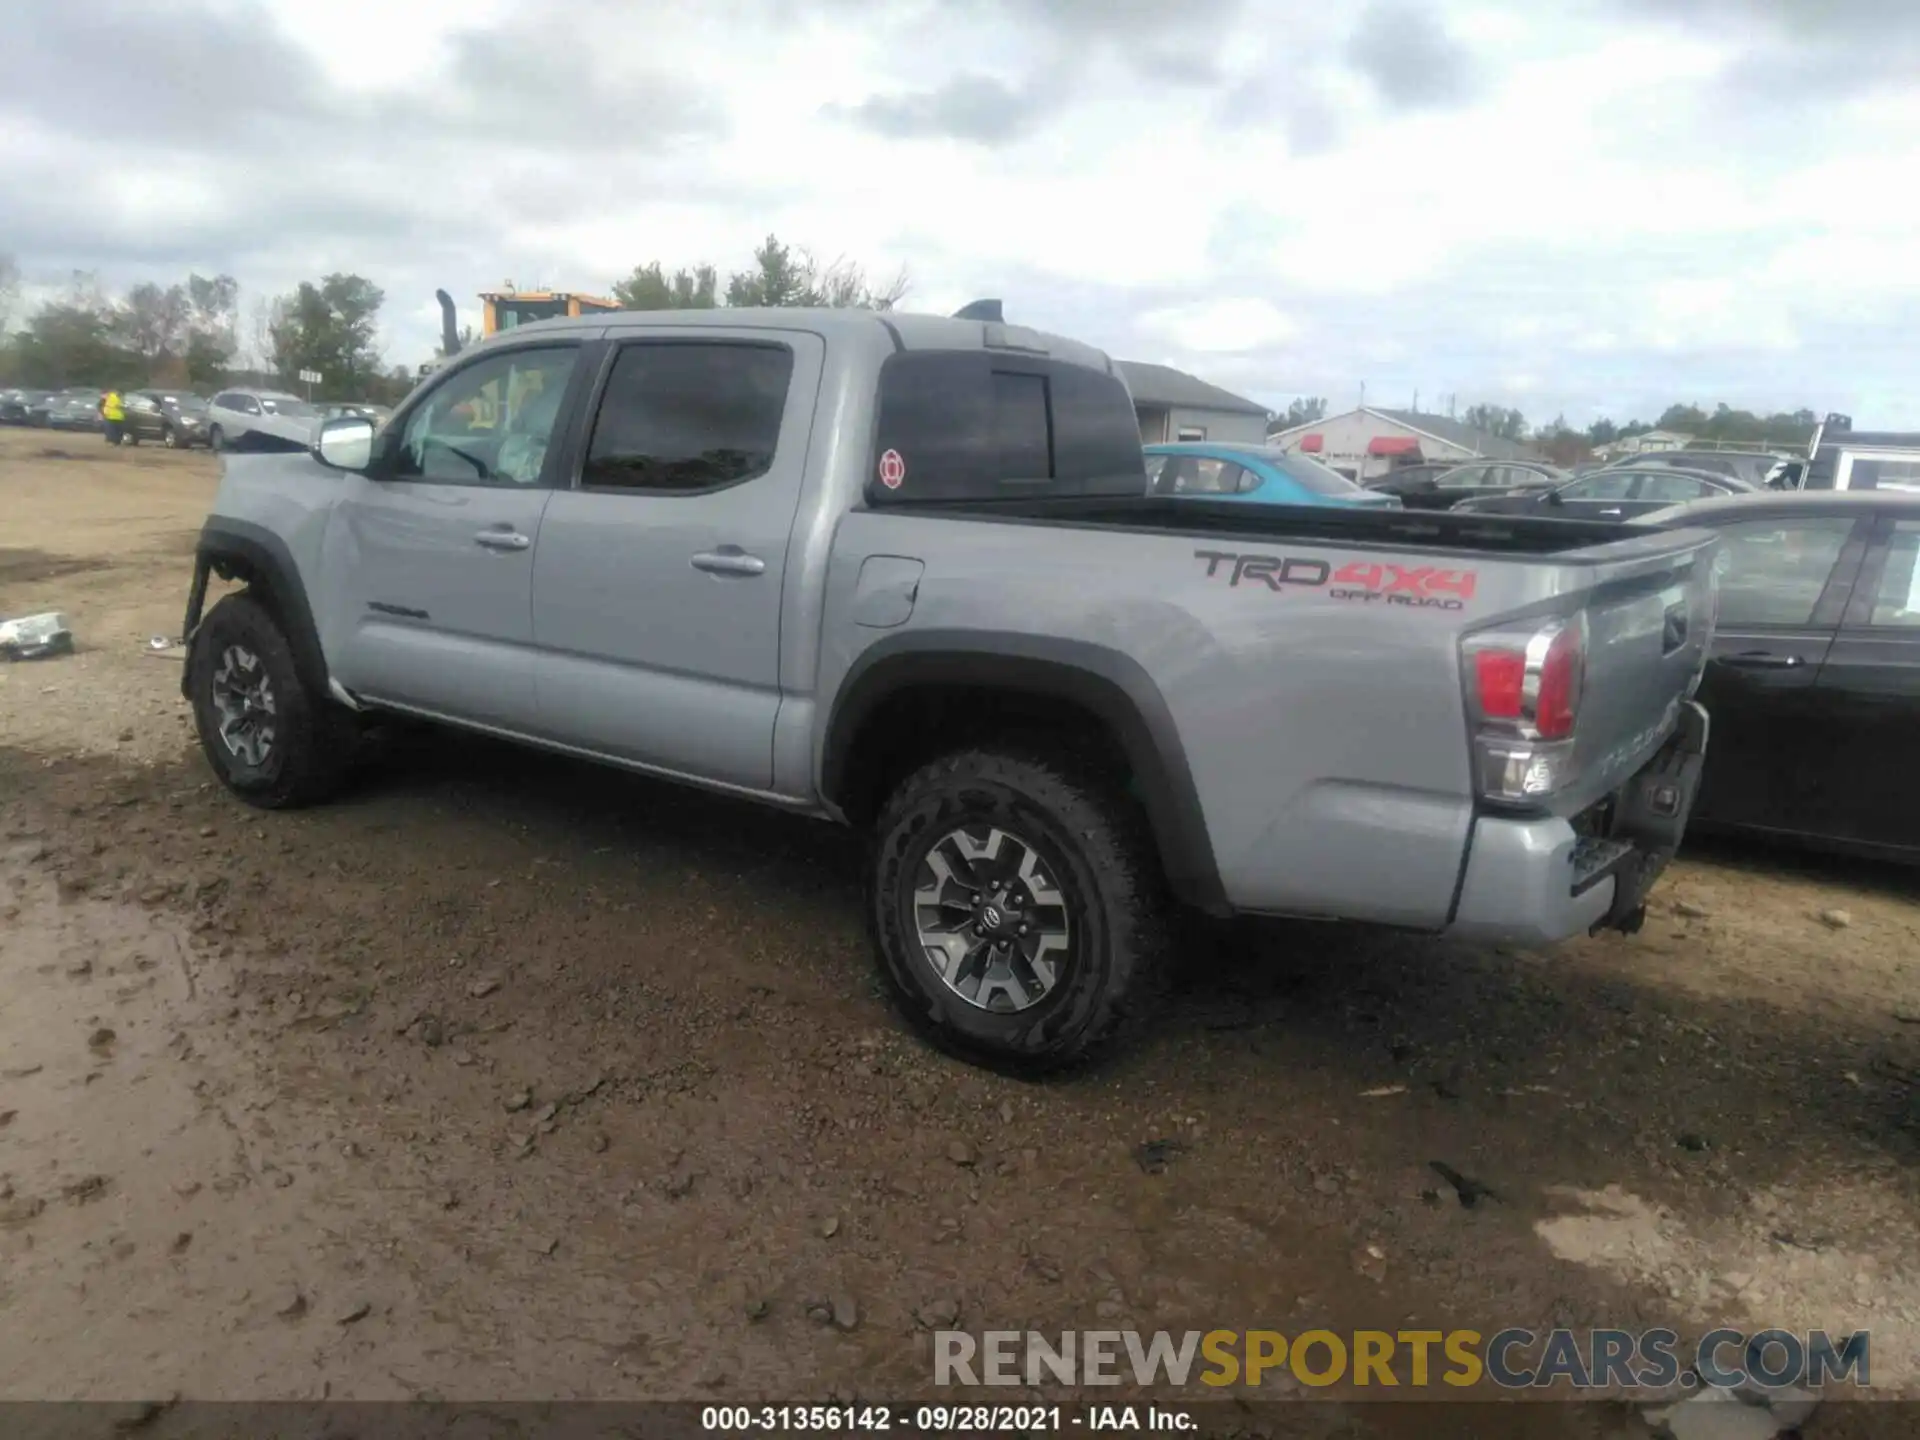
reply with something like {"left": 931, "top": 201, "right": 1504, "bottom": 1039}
{"left": 1266, "top": 406, "right": 1541, "bottom": 483}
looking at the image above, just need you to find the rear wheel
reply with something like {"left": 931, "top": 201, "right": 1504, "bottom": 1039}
{"left": 868, "top": 747, "right": 1167, "bottom": 1073}
{"left": 188, "top": 592, "right": 355, "bottom": 809}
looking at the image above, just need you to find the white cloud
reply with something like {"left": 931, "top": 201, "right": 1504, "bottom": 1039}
{"left": 3, "top": 0, "right": 1919, "bottom": 426}
{"left": 1139, "top": 298, "right": 1298, "bottom": 353}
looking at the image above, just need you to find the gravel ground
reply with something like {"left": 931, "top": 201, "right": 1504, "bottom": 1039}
{"left": 2, "top": 427, "right": 1918, "bottom": 1434}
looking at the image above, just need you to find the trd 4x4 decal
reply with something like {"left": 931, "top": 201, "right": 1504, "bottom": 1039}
{"left": 1195, "top": 550, "right": 1476, "bottom": 611}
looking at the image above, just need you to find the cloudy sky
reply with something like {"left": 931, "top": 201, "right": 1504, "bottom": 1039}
{"left": 5, "top": 0, "right": 1917, "bottom": 426}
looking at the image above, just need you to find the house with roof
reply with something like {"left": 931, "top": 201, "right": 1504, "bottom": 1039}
{"left": 1116, "top": 361, "right": 1271, "bottom": 446}
{"left": 1265, "top": 406, "right": 1541, "bottom": 483}
{"left": 1592, "top": 429, "right": 1695, "bottom": 462}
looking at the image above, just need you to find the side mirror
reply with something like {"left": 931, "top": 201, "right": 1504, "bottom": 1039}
{"left": 1545, "top": 490, "right": 1564, "bottom": 505}
{"left": 313, "top": 415, "right": 375, "bottom": 472}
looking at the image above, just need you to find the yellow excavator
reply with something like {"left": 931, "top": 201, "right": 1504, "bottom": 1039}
{"left": 427, "top": 285, "right": 620, "bottom": 430}
{"left": 477, "top": 285, "right": 620, "bottom": 337}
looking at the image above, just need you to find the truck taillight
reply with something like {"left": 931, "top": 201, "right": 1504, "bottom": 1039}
{"left": 1461, "top": 615, "right": 1587, "bottom": 803}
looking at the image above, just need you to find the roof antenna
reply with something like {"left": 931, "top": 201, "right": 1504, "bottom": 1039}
{"left": 952, "top": 299, "right": 1003, "bottom": 322}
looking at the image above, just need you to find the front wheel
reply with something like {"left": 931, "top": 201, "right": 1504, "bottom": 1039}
{"left": 208, "top": 426, "right": 226, "bottom": 452}
{"left": 161, "top": 425, "right": 179, "bottom": 448}
{"left": 187, "top": 592, "right": 354, "bottom": 809}
{"left": 868, "top": 748, "right": 1167, "bottom": 1073}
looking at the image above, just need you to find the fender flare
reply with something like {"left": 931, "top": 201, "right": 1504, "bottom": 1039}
{"left": 182, "top": 518, "right": 329, "bottom": 702}
{"left": 821, "top": 630, "right": 1229, "bottom": 915}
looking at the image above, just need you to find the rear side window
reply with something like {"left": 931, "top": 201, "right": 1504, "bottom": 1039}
{"left": 584, "top": 342, "right": 793, "bottom": 492}
{"left": 1266, "top": 450, "right": 1364, "bottom": 497}
{"left": 869, "top": 351, "right": 1145, "bottom": 503}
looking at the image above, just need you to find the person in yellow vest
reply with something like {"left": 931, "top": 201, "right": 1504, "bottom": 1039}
{"left": 100, "top": 388, "right": 127, "bottom": 446}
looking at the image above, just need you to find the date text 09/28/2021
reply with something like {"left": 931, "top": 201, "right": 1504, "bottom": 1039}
{"left": 701, "top": 1405, "right": 1189, "bottom": 1432}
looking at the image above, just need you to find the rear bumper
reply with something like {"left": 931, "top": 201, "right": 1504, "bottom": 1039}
{"left": 1447, "top": 701, "right": 1709, "bottom": 946}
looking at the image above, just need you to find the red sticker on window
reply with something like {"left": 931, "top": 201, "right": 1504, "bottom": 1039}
{"left": 878, "top": 449, "right": 906, "bottom": 489}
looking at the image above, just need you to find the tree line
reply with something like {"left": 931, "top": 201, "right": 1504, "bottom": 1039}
{"left": 0, "top": 257, "right": 415, "bottom": 403}
{"left": 0, "top": 235, "right": 906, "bottom": 403}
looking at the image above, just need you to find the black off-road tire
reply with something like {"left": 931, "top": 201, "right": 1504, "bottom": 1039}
{"left": 188, "top": 591, "right": 355, "bottom": 809}
{"left": 868, "top": 747, "right": 1168, "bottom": 1074}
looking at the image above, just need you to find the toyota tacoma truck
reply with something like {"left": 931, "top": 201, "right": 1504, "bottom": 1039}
{"left": 179, "top": 303, "right": 1718, "bottom": 1070}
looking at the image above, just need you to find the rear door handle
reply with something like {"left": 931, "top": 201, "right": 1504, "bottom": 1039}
{"left": 1722, "top": 650, "right": 1804, "bottom": 669}
{"left": 474, "top": 530, "right": 531, "bottom": 551}
{"left": 691, "top": 548, "right": 766, "bottom": 577}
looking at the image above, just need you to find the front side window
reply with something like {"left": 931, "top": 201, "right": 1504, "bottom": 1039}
{"left": 1866, "top": 522, "right": 1920, "bottom": 628}
{"left": 392, "top": 346, "right": 579, "bottom": 486}
{"left": 1265, "top": 450, "right": 1364, "bottom": 497}
{"left": 1714, "top": 517, "right": 1856, "bottom": 628}
{"left": 583, "top": 342, "right": 792, "bottom": 492}
{"left": 1560, "top": 472, "right": 1638, "bottom": 501}
{"left": 1635, "top": 473, "right": 1718, "bottom": 503}
{"left": 1441, "top": 465, "right": 1490, "bottom": 489}
{"left": 1143, "top": 454, "right": 1168, "bottom": 487}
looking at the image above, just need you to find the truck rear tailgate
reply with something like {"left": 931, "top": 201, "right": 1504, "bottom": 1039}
{"left": 1517, "top": 526, "right": 1720, "bottom": 816}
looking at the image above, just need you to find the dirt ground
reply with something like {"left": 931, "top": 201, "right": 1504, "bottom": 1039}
{"left": 2, "top": 425, "right": 1918, "bottom": 1431}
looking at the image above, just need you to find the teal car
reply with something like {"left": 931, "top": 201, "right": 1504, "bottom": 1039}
{"left": 1144, "top": 442, "right": 1401, "bottom": 508}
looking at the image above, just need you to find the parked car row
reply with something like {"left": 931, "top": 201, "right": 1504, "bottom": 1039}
{"left": 1, "top": 386, "right": 107, "bottom": 431}
{"left": 2, "top": 385, "right": 394, "bottom": 450}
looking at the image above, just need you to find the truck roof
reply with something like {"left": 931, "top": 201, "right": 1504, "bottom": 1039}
{"left": 458, "top": 306, "right": 1119, "bottom": 376}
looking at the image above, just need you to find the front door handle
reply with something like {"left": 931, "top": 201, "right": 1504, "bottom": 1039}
{"left": 475, "top": 530, "right": 531, "bottom": 551}
{"left": 691, "top": 548, "right": 767, "bottom": 577}
{"left": 1722, "top": 650, "right": 1804, "bottom": 669}
{"left": 1598, "top": 506, "right": 1624, "bottom": 517}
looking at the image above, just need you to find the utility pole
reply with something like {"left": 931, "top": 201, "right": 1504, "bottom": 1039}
{"left": 1359, "top": 381, "right": 1367, "bottom": 410}
{"left": 1412, "top": 389, "right": 1419, "bottom": 414}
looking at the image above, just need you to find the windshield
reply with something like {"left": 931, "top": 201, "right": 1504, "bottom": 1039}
{"left": 1255, "top": 447, "right": 1368, "bottom": 497}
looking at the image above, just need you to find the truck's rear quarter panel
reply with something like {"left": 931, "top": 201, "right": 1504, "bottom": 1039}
{"left": 817, "top": 506, "right": 1720, "bottom": 929}
{"left": 821, "top": 508, "right": 1715, "bottom": 928}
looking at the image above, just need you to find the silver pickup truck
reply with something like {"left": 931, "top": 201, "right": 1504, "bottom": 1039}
{"left": 180, "top": 305, "right": 1717, "bottom": 1070}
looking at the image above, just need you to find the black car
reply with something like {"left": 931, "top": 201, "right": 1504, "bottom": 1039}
{"left": 1605, "top": 449, "right": 1779, "bottom": 489}
{"left": 1, "top": 388, "right": 54, "bottom": 426}
{"left": 1638, "top": 490, "right": 1920, "bottom": 861}
{"left": 1452, "top": 466, "right": 1754, "bottom": 521}
{"left": 1366, "top": 459, "right": 1568, "bottom": 511}
{"left": 123, "top": 390, "right": 210, "bottom": 447}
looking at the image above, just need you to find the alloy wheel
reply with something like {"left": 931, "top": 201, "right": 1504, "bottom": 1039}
{"left": 912, "top": 824, "right": 1072, "bottom": 1012}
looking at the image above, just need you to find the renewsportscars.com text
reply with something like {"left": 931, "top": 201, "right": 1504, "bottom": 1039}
{"left": 934, "top": 1328, "right": 1871, "bottom": 1390}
